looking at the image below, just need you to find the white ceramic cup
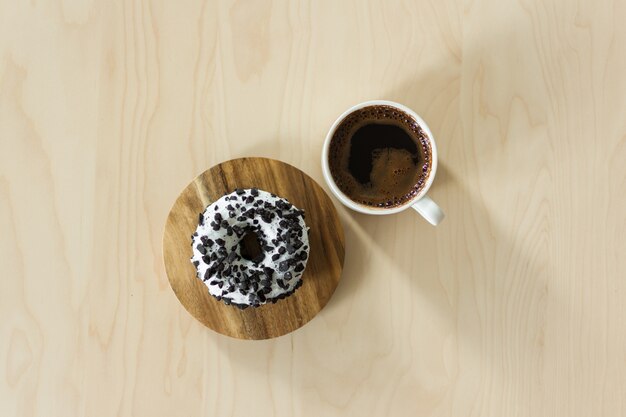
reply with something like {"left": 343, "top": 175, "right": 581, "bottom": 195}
{"left": 321, "top": 100, "right": 444, "bottom": 225}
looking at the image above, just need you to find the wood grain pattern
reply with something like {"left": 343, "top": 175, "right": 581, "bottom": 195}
{"left": 163, "top": 157, "right": 344, "bottom": 339}
{"left": 2, "top": 0, "right": 626, "bottom": 416}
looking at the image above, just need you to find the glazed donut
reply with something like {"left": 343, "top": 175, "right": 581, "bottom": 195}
{"left": 190, "top": 188, "right": 309, "bottom": 309}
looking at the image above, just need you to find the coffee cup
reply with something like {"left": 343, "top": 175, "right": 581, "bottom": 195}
{"left": 321, "top": 100, "right": 444, "bottom": 225}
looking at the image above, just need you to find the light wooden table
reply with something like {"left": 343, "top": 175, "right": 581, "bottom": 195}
{"left": 2, "top": 1, "right": 626, "bottom": 416}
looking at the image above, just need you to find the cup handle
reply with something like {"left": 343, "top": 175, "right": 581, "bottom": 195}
{"left": 411, "top": 196, "right": 444, "bottom": 226}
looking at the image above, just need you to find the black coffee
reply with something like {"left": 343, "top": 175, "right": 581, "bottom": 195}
{"left": 328, "top": 105, "right": 432, "bottom": 208}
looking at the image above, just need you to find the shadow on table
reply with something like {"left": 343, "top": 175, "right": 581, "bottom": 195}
{"left": 314, "top": 61, "right": 555, "bottom": 415}
{"left": 329, "top": 48, "right": 554, "bottom": 333}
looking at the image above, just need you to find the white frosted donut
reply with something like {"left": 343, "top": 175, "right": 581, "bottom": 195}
{"left": 190, "top": 188, "right": 309, "bottom": 309}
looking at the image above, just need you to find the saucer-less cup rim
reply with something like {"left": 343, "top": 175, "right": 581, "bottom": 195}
{"left": 321, "top": 100, "right": 438, "bottom": 216}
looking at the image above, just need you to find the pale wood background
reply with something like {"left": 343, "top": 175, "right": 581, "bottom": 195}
{"left": 1, "top": 0, "right": 626, "bottom": 416}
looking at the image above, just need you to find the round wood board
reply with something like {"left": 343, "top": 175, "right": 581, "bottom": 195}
{"left": 163, "top": 158, "right": 345, "bottom": 340}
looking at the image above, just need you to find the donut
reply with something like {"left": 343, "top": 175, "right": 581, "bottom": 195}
{"left": 190, "top": 188, "right": 310, "bottom": 309}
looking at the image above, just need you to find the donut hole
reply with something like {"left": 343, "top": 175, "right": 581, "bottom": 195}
{"left": 239, "top": 230, "right": 265, "bottom": 263}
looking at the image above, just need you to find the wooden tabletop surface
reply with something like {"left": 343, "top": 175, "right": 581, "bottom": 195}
{"left": 2, "top": 1, "right": 626, "bottom": 416}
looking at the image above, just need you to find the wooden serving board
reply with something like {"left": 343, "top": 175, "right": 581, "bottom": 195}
{"left": 163, "top": 158, "right": 345, "bottom": 339}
